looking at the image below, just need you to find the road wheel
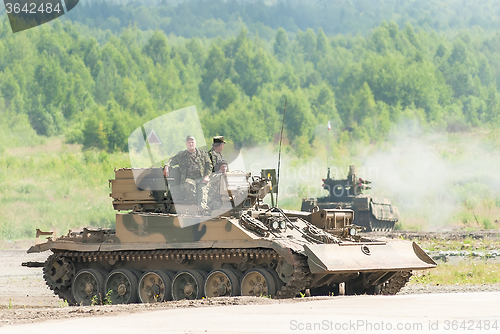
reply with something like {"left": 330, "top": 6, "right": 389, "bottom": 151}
{"left": 105, "top": 269, "right": 140, "bottom": 304}
{"left": 241, "top": 269, "right": 276, "bottom": 297}
{"left": 204, "top": 269, "right": 241, "bottom": 297}
{"left": 172, "top": 270, "right": 207, "bottom": 300}
{"left": 138, "top": 271, "right": 174, "bottom": 303}
{"left": 72, "top": 269, "right": 106, "bottom": 306}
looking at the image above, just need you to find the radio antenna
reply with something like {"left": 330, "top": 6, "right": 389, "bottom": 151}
{"left": 276, "top": 98, "right": 287, "bottom": 207}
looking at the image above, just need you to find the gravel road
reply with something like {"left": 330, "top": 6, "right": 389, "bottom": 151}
{"left": 4, "top": 292, "right": 500, "bottom": 334}
{"left": 2, "top": 248, "right": 500, "bottom": 328}
{"left": 2, "top": 232, "right": 500, "bottom": 329}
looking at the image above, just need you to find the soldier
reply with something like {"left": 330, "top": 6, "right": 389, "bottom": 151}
{"left": 207, "top": 159, "right": 228, "bottom": 211}
{"left": 208, "top": 136, "right": 226, "bottom": 172}
{"left": 163, "top": 135, "right": 212, "bottom": 214}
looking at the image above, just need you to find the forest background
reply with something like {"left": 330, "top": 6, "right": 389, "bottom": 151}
{"left": 2, "top": 0, "right": 500, "bottom": 239}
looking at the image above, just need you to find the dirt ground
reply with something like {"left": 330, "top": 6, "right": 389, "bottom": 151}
{"left": 2, "top": 231, "right": 500, "bottom": 328}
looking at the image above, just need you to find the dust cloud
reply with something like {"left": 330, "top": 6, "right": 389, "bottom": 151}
{"left": 362, "top": 123, "right": 500, "bottom": 230}
{"left": 237, "top": 122, "right": 500, "bottom": 231}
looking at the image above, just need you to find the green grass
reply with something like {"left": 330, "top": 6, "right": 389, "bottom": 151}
{"left": 409, "top": 237, "right": 500, "bottom": 286}
{"left": 0, "top": 112, "right": 45, "bottom": 150}
{"left": 417, "top": 238, "right": 500, "bottom": 252}
{"left": 410, "top": 262, "right": 500, "bottom": 285}
{"left": 0, "top": 138, "right": 130, "bottom": 240}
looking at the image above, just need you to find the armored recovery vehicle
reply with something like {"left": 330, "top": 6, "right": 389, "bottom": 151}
{"left": 301, "top": 165, "right": 399, "bottom": 231}
{"left": 24, "top": 167, "right": 435, "bottom": 305}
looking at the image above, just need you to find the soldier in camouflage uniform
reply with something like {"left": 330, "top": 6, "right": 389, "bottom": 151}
{"left": 163, "top": 135, "right": 212, "bottom": 214}
{"left": 208, "top": 159, "right": 228, "bottom": 211}
{"left": 208, "top": 136, "right": 226, "bottom": 172}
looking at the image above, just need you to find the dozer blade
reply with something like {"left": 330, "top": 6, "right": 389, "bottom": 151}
{"left": 304, "top": 239, "right": 436, "bottom": 274}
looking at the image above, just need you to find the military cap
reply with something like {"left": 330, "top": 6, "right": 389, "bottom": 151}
{"left": 214, "top": 159, "right": 228, "bottom": 171}
{"left": 213, "top": 136, "right": 226, "bottom": 144}
{"left": 186, "top": 135, "right": 195, "bottom": 141}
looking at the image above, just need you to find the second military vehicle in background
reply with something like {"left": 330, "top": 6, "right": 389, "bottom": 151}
{"left": 301, "top": 165, "right": 399, "bottom": 231}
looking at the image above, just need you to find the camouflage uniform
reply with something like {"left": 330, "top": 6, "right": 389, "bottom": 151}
{"left": 208, "top": 148, "right": 225, "bottom": 172}
{"left": 207, "top": 172, "right": 226, "bottom": 210}
{"left": 209, "top": 136, "right": 226, "bottom": 172}
{"left": 167, "top": 148, "right": 212, "bottom": 211}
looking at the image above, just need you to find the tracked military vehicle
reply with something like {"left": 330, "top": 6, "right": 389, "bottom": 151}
{"left": 24, "top": 167, "right": 435, "bottom": 305}
{"left": 301, "top": 165, "right": 399, "bottom": 231}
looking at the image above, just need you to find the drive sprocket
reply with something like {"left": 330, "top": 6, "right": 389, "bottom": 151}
{"left": 43, "top": 253, "right": 75, "bottom": 290}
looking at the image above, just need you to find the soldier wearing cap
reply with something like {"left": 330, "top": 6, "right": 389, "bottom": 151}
{"left": 163, "top": 135, "right": 212, "bottom": 214}
{"left": 208, "top": 136, "right": 226, "bottom": 172}
{"left": 208, "top": 159, "right": 228, "bottom": 211}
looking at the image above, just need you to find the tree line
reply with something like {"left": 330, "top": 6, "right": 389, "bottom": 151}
{"left": 63, "top": 0, "right": 500, "bottom": 39}
{"left": 1, "top": 17, "right": 500, "bottom": 156}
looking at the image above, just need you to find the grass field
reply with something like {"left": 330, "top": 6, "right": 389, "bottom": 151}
{"left": 417, "top": 237, "right": 500, "bottom": 252}
{"left": 407, "top": 237, "right": 500, "bottom": 285}
{"left": 410, "top": 261, "right": 500, "bottom": 285}
{"left": 0, "top": 138, "right": 129, "bottom": 240}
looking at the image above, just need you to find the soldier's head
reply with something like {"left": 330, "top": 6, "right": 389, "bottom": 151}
{"left": 212, "top": 136, "right": 225, "bottom": 153}
{"left": 186, "top": 135, "right": 196, "bottom": 152}
{"left": 215, "top": 160, "right": 228, "bottom": 173}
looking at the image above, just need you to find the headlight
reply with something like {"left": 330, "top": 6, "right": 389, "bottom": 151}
{"left": 349, "top": 227, "right": 357, "bottom": 236}
{"left": 280, "top": 221, "right": 287, "bottom": 229}
{"left": 272, "top": 221, "right": 279, "bottom": 229}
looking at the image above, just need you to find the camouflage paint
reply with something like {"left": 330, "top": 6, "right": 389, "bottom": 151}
{"left": 116, "top": 213, "right": 253, "bottom": 244}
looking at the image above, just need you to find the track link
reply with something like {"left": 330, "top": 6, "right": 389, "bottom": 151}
{"left": 44, "top": 251, "right": 409, "bottom": 302}
{"left": 380, "top": 271, "right": 412, "bottom": 295}
{"left": 58, "top": 248, "right": 279, "bottom": 264}
{"left": 44, "top": 248, "right": 312, "bottom": 302}
{"left": 276, "top": 253, "right": 312, "bottom": 299}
